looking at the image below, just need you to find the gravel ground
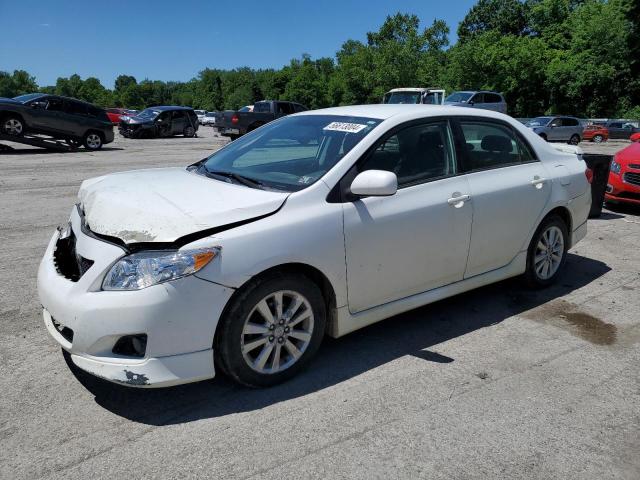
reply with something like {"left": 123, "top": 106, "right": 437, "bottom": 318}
{"left": 1, "top": 128, "right": 639, "bottom": 479}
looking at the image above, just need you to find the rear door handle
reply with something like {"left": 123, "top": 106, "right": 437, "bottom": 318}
{"left": 447, "top": 194, "right": 471, "bottom": 207}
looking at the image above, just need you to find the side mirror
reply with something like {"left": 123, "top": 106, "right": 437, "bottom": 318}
{"left": 350, "top": 170, "right": 397, "bottom": 198}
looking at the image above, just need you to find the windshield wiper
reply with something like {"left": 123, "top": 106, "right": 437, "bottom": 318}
{"left": 201, "top": 168, "right": 265, "bottom": 189}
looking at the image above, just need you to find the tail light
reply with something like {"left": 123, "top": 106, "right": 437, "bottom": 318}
{"left": 585, "top": 167, "right": 594, "bottom": 184}
{"left": 231, "top": 115, "right": 239, "bottom": 124}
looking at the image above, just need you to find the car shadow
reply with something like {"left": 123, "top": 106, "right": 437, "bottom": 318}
{"left": 603, "top": 203, "right": 640, "bottom": 217}
{"left": 65, "top": 253, "right": 610, "bottom": 426}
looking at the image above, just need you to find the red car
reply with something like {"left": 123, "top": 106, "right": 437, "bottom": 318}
{"left": 606, "top": 141, "right": 640, "bottom": 206}
{"left": 631, "top": 132, "right": 640, "bottom": 142}
{"left": 105, "top": 108, "right": 129, "bottom": 125}
{"left": 582, "top": 124, "right": 609, "bottom": 143}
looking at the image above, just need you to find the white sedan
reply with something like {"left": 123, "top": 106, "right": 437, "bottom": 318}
{"left": 37, "top": 105, "right": 592, "bottom": 388}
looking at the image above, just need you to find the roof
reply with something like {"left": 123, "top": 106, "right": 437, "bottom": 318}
{"left": 298, "top": 104, "right": 510, "bottom": 121}
{"left": 146, "top": 105, "right": 194, "bottom": 111}
{"left": 386, "top": 88, "right": 444, "bottom": 93}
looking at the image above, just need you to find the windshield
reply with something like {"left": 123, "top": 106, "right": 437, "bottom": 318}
{"left": 13, "top": 93, "right": 43, "bottom": 103}
{"left": 526, "top": 117, "right": 552, "bottom": 127}
{"left": 445, "top": 92, "right": 473, "bottom": 103}
{"left": 195, "top": 114, "right": 382, "bottom": 192}
{"left": 384, "top": 92, "right": 421, "bottom": 104}
{"left": 135, "top": 108, "right": 161, "bottom": 120}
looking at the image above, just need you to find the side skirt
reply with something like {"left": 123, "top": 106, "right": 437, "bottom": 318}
{"left": 328, "top": 251, "right": 527, "bottom": 338}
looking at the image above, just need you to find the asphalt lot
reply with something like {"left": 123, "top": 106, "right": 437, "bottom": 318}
{"left": 1, "top": 128, "right": 639, "bottom": 479}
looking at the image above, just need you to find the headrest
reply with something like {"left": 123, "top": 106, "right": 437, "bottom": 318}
{"left": 481, "top": 135, "right": 513, "bottom": 152}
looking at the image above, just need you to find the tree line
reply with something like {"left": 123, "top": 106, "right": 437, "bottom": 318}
{"left": 1, "top": 0, "right": 638, "bottom": 119}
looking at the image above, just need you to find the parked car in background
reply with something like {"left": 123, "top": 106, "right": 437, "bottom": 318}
{"left": 526, "top": 116, "right": 583, "bottom": 145}
{"left": 119, "top": 106, "right": 198, "bottom": 138}
{"left": 200, "top": 111, "right": 217, "bottom": 126}
{"left": 606, "top": 141, "right": 640, "bottom": 205}
{"left": 105, "top": 108, "right": 130, "bottom": 125}
{"left": 444, "top": 91, "right": 507, "bottom": 114}
{"left": 194, "top": 110, "right": 206, "bottom": 124}
{"left": 0, "top": 93, "right": 114, "bottom": 150}
{"left": 37, "top": 105, "right": 591, "bottom": 388}
{"left": 604, "top": 121, "right": 640, "bottom": 139}
{"left": 215, "top": 100, "right": 306, "bottom": 139}
{"left": 382, "top": 88, "right": 445, "bottom": 105}
{"left": 582, "top": 124, "right": 608, "bottom": 143}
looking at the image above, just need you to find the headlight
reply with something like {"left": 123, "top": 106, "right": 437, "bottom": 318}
{"left": 102, "top": 247, "right": 219, "bottom": 291}
{"left": 610, "top": 160, "right": 621, "bottom": 174}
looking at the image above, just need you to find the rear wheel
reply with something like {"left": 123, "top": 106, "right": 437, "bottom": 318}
{"left": 2, "top": 116, "right": 24, "bottom": 136}
{"left": 215, "top": 273, "right": 326, "bottom": 387}
{"left": 183, "top": 125, "right": 195, "bottom": 137}
{"left": 592, "top": 134, "right": 604, "bottom": 143}
{"left": 83, "top": 132, "right": 103, "bottom": 150}
{"left": 525, "top": 215, "right": 569, "bottom": 288}
{"left": 568, "top": 134, "right": 580, "bottom": 145}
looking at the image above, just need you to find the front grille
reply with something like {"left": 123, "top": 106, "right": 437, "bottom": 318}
{"left": 628, "top": 164, "right": 640, "bottom": 170}
{"left": 51, "top": 317, "right": 74, "bottom": 343}
{"left": 53, "top": 230, "right": 94, "bottom": 281}
{"left": 623, "top": 172, "right": 640, "bottom": 186}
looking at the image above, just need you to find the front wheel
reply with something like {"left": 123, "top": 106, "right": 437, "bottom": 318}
{"left": 568, "top": 134, "right": 580, "bottom": 145}
{"left": 592, "top": 134, "right": 604, "bottom": 143}
{"left": 525, "top": 215, "right": 569, "bottom": 288}
{"left": 83, "top": 132, "right": 103, "bottom": 150}
{"left": 2, "top": 116, "right": 24, "bottom": 136}
{"left": 215, "top": 273, "right": 326, "bottom": 387}
{"left": 183, "top": 125, "right": 195, "bottom": 137}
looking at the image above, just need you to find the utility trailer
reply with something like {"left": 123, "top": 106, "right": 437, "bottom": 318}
{"left": 0, "top": 132, "right": 77, "bottom": 152}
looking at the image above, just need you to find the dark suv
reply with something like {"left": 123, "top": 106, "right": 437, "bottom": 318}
{"left": 118, "top": 106, "right": 199, "bottom": 138}
{"left": 0, "top": 93, "right": 114, "bottom": 150}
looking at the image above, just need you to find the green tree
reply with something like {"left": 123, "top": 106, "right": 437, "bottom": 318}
{"left": 457, "top": 0, "right": 529, "bottom": 43}
{"left": 0, "top": 70, "right": 38, "bottom": 97}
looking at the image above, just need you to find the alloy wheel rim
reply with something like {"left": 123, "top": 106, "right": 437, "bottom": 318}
{"left": 241, "top": 290, "right": 314, "bottom": 374}
{"left": 4, "top": 119, "right": 22, "bottom": 135}
{"left": 534, "top": 225, "right": 564, "bottom": 280}
{"left": 87, "top": 134, "right": 101, "bottom": 149}
{"left": 594, "top": 135, "right": 602, "bottom": 143}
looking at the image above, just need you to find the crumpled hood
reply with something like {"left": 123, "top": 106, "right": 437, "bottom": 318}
{"left": 120, "top": 116, "right": 151, "bottom": 125}
{"left": 78, "top": 167, "right": 289, "bottom": 244}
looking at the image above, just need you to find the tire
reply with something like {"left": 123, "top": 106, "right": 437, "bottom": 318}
{"left": 568, "top": 134, "right": 580, "bottom": 145}
{"left": 83, "top": 131, "right": 103, "bottom": 150}
{"left": 215, "top": 273, "right": 326, "bottom": 387}
{"left": 184, "top": 125, "right": 195, "bottom": 137}
{"left": 525, "top": 215, "right": 569, "bottom": 288}
{"left": 592, "top": 134, "right": 604, "bottom": 143}
{"left": 2, "top": 115, "right": 25, "bottom": 136}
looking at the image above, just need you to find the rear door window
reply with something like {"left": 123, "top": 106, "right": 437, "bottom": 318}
{"left": 459, "top": 120, "right": 536, "bottom": 171}
{"left": 484, "top": 93, "right": 502, "bottom": 103}
{"left": 46, "top": 97, "right": 64, "bottom": 112}
{"left": 561, "top": 118, "right": 579, "bottom": 127}
{"left": 65, "top": 101, "right": 88, "bottom": 116}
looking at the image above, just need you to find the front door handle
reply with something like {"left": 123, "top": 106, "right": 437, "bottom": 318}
{"left": 447, "top": 194, "right": 471, "bottom": 207}
{"left": 531, "top": 177, "right": 547, "bottom": 189}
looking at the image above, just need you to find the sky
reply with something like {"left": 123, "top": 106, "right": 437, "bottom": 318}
{"left": 0, "top": 0, "right": 476, "bottom": 89}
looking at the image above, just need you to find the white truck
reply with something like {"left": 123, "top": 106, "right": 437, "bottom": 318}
{"left": 382, "top": 88, "right": 446, "bottom": 105}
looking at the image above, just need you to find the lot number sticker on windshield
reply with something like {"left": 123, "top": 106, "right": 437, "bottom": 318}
{"left": 323, "top": 122, "right": 368, "bottom": 133}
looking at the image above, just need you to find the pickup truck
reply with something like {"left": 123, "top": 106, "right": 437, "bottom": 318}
{"left": 215, "top": 100, "right": 307, "bottom": 139}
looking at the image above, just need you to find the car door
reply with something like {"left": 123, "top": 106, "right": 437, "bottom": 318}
{"left": 607, "top": 122, "right": 623, "bottom": 139}
{"left": 61, "top": 100, "right": 89, "bottom": 136}
{"left": 28, "top": 96, "right": 66, "bottom": 134}
{"left": 343, "top": 119, "right": 473, "bottom": 313}
{"left": 469, "top": 93, "right": 484, "bottom": 110}
{"left": 171, "top": 111, "right": 186, "bottom": 134}
{"left": 547, "top": 117, "right": 563, "bottom": 141}
{"left": 456, "top": 118, "right": 551, "bottom": 278}
{"left": 483, "top": 93, "right": 506, "bottom": 113}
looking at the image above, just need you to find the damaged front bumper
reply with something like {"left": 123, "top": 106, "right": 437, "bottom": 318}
{"left": 37, "top": 207, "right": 235, "bottom": 388}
